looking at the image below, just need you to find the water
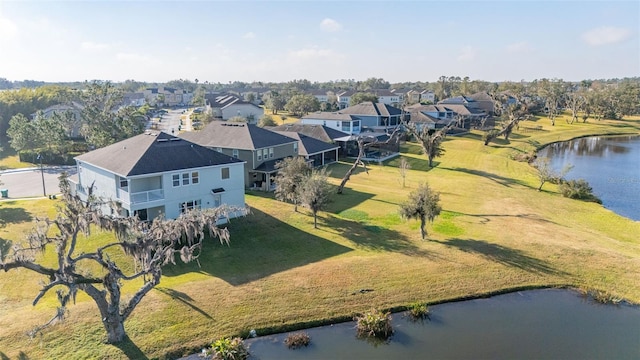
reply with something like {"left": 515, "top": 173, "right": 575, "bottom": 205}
{"left": 245, "top": 289, "right": 640, "bottom": 360}
{"left": 538, "top": 135, "right": 640, "bottom": 221}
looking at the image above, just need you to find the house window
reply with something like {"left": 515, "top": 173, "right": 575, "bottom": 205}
{"left": 232, "top": 149, "right": 239, "bottom": 158}
{"left": 263, "top": 149, "right": 268, "bottom": 159}
{"left": 134, "top": 209, "right": 148, "bottom": 221}
{"left": 179, "top": 199, "right": 201, "bottom": 213}
{"left": 212, "top": 194, "right": 221, "bottom": 208}
{"left": 221, "top": 167, "right": 230, "bottom": 179}
{"left": 182, "top": 173, "right": 190, "bottom": 185}
{"left": 172, "top": 174, "right": 180, "bottom": 187}
{"left": 119, "top": 177, "right": 128, "bottom": 188}
{"left": 269, "top": 148, "right": 274, "bottom": 158}
{"left": 257, "top": 150, "right": 262, "bottom": 161}
{"left": 191, "top": 171, "right": 199, "bottom": 184}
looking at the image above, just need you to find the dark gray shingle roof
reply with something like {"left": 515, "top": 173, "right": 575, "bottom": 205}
{"left": 272, "top": 131, "right": 339, "bottom": 156}
{"left": 75, "top": 131, "right": 243, "bottom": 177}
{"left": 180, "top": 121, "right": 297, "bottom": 150}
{"left": 267, "top": 124, "right": 348, "bottom": 142}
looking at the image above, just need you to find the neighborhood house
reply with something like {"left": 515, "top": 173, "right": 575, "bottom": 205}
{"left": 69, "top": 131, "right": 246, "bottom": 221}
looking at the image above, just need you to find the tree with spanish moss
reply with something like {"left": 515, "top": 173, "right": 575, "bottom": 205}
{"left": 404, "top": 121, "right": 455, "bottom": 168}
{"left": 274, "top": 156, "right": 311, "bottom": 212}
{"left": 399, "top": 182, "right": 441, "bottom": 240}
{"left": 299, "top": 167, "right": 332, "bottom": 229}
{"left": 0, "top": 175, "right": 245, "bottom": 343}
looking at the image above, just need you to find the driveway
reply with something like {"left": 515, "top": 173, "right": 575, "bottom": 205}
{"left": 0, "top": 166, "right": 77, "bottom": 199}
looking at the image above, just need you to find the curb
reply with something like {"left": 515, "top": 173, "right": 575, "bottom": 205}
{"left": 0, "top": 165, "right": 76, "bottom": 175}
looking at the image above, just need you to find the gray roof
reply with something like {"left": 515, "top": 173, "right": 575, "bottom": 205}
{"left": 205, "top": 94, "right": 260, "bottom": 110}
{"left": 267, "top": 124, "right": 348, "bottom": 142}
{"left": 302, "top": 112, "right": 355, "bottom": 121}
{"left": 180, "top": 121, "right": 297, "bottom": 150}
{"left": 409, "top": 111, "right": 439, "bottom": 124}
{"left": 341, "top": 102, "right": 402, "bottom": 116}
{"left": 272, "top": 131, "right": 339, "bottom": 156}
{"left": 75, "top": 131, "right": 243, "bottom": 177}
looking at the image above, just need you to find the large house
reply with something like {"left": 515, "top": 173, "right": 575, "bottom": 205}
{"left": 180, "top": 121, "right": 298, "bottom": 191}
{"left": 70, "top": 131, "right": 246, "bottom": 221}
{"left": 143, "top": 87, "right": 192, "bottom": 107}
{"left": 205, "top": 94, "right": 264, "bottom": 122}
{"left": 301, "top": 102, "right": 403, "bottom": 135}
{"left": 271, "top": 131, "right": 339, "bottom": 167}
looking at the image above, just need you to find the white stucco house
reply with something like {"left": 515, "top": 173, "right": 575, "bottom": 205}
{"left": 205, "top": 94, "right": 264, "bottom": 122}
{"left": 69, "top": 131, "right": 246, "bottom": 221}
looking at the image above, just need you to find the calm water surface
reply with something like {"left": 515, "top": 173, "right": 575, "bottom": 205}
{"left": 245, "top": 289, "right": 640, "bottom": 360}
{"left": 538, "top": 135, "right": 640, "bottom": 220}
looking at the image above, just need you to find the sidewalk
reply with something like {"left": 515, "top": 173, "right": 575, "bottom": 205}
{"left": 0, "top": 166, "right": 77, "bottom": 199}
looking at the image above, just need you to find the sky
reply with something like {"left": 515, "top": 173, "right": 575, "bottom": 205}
{"left": 0, "top": 1, "right": 638, "bottom": 84}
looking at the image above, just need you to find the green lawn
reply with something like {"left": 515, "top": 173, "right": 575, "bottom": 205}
{"left": 0, "top": 115, "right": 639, "bottom": 359}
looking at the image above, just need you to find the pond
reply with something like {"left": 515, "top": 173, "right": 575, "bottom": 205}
{"left": 244, "top": 289, "right": 640, "bottom": 360}
{"left": 537, "top": 135, "right": 640, "bottom": 221}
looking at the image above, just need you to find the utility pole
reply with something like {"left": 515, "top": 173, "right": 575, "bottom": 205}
{"left": 37, "top": 154, "right": 46, "bottom": 197}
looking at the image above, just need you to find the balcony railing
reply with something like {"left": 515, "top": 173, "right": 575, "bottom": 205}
{"left": 130, "top": 189, "right": 164, "bottom": 204}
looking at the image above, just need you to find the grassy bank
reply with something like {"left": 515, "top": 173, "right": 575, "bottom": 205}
{"left": 0, "top": 115, "right": 639, "bottom": 359}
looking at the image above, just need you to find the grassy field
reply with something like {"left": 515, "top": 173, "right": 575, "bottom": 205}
{"left": 0, "top": 114, "right": 639, "bottom": 359}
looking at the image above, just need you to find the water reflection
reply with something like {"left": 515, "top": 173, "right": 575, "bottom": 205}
{"left": 545, "top": 136, "right": 633, "bottom": 158}
{"left": 244, "top": 289, "right": 640, "bottom": 360}
{"left": 538, "top": 135, "right": 640, "bottom": 220}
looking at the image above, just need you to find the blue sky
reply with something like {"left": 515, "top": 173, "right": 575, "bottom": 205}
{"left": 0, "top": 1, "right": 637, "bottom": 84}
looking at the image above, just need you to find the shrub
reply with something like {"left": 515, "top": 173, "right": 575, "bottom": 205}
{"left": 210, "top": 337, "right": 249, "bottom": 360}
{"left": 408, "top": 302, "right": 430, "bottom": 320}
{"left": 559, "top": 179, "right": 602, "bottom": 203}
{"left": 355, "top": 309, "right": 393, "bottom": 340}
{"left": 284, "top": 332, "right": 311, "bottom": 349}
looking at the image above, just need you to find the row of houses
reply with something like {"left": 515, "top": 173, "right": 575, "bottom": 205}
{"left": 66, "top": 92, "right": 505, "bottom": 224}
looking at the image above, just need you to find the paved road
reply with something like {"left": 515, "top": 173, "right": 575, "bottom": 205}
{"left": 0, "top": 166, "right": 77, "bottom": 199}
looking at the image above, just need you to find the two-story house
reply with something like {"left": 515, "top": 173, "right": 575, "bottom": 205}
{"left": 180, "top": 121, "right": 299, "bottom": 191}
{"left": 31, "top": 102, "right": 84, "bottom": 138}
{"left": 205, "top": 94, "right": 264, "bottom": 122}
{"left": 70, "top": 131, "right": 246, "bottom": 221}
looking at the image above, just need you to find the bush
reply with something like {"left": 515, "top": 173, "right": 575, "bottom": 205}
{"left": 284, "top": 332, "right": 311, "bottom": 349}
{"left": 355, "top": 309, "right": 393, "bottom": 340}
{"left": 408, "top": 302, "right": 430, "bottom": 320}
{"left": 559, "top": 179, "right": 602, "bottom": 203}
{"left": 210, "top": 337, "right": 248, "bottom": 360}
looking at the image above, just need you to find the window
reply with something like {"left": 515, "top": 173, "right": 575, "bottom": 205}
{"left": 172, "top": 174, "right": 180, "bottom": 187}
{"left": 179, "top": 199, "right": 201, "bottom": 213}
{"left": 269, "top": 148, "right": 274, "bottom": 158}
{"left": 263, "top": 149, "right": 268, "bottom": 159}
{"left": 257, "top": 150, "right": 262, "bottom": 161}
{"left": 182, "top": 173, "right": 190, "bottom": 185}
{"left": 212, "top": 194, "right": 221, "bottom": 208}
{"left": 191, "top": 171, "right": 199, "bottom": 184}
{"left": 134, "top": 209, "right": 148, "bottom": 221}
{"left": 232, "top": 149, "right": 239, "bottom": 158}
{"left": 119, "top": 177, "right": 128, "bottom": 188}
{"left": 221, "top": 167, "right": 230, "bottom": 179}
{"left": 293, "top": 142, "right": 298, "bottom": 153}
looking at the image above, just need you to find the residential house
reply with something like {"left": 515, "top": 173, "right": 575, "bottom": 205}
{"left": 301, "top": 102, "right": 403, "bottom": 135}
{"left": 371, "top": 89, "right": 402, "bottom": 107}
{"left": 180, "top": 121, "right": 298, "bottom": 191}
{"left": 70, "top": 131, "right": 246, "bottom": 221}
{"left": 31, "top": 102, "right": 84, "bottom": 138}
{"left": 336, "top": 90, "right": 356, "bottom": 109}
{"left": 467, "top": 92, "right": 498, "bottom": 115}
{"left": 143, "top": 87, "right": 191, "bottom": 107}
{"left": 272, "top": 131, "right": 339, "bottom": 167}
{"left": 419, "top": 90, "right": 436, "bottom": 103}
{"left": 301, "top": 102, "right": 402, "bottom": 160}
{"left": 205, "top": 94, "right": 264, "bottom": 123}
{"left": 122, "top": 92, "right": 146, "bottom": 107}
{"left": 405, "top": 104, "right": 456, "bottom": 127}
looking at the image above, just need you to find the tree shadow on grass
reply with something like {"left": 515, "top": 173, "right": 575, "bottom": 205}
{"left": 383, "top": 155, "right": 434, "bottom": 173}
{"left": 155, "top": 287, "right": 213, "bottom": 320}
{"left": 0, "top": 207, "right": 32, "bottom": 227}
{"left": 321, "top": 214, "right": 435, "bottom": 259}
{"left": 111, "top": 336, "right": 148, "bottom": 360}
{"left": 441, "top": 167, "right": 529, "bottom": 188}
{"left": 0, "top": 238, "right": 12, "bottom": 262}
{"left": 452, "top": 211, "right": 559, "bottom": 226}
{"left": 162, "top": 207, "right": 353, "bottom": 285}
{"left": 326, "top": 188, "right": 375, "bottom": 214}
{"left": 436, "top": 238, "right": 565, "bottom": 275}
